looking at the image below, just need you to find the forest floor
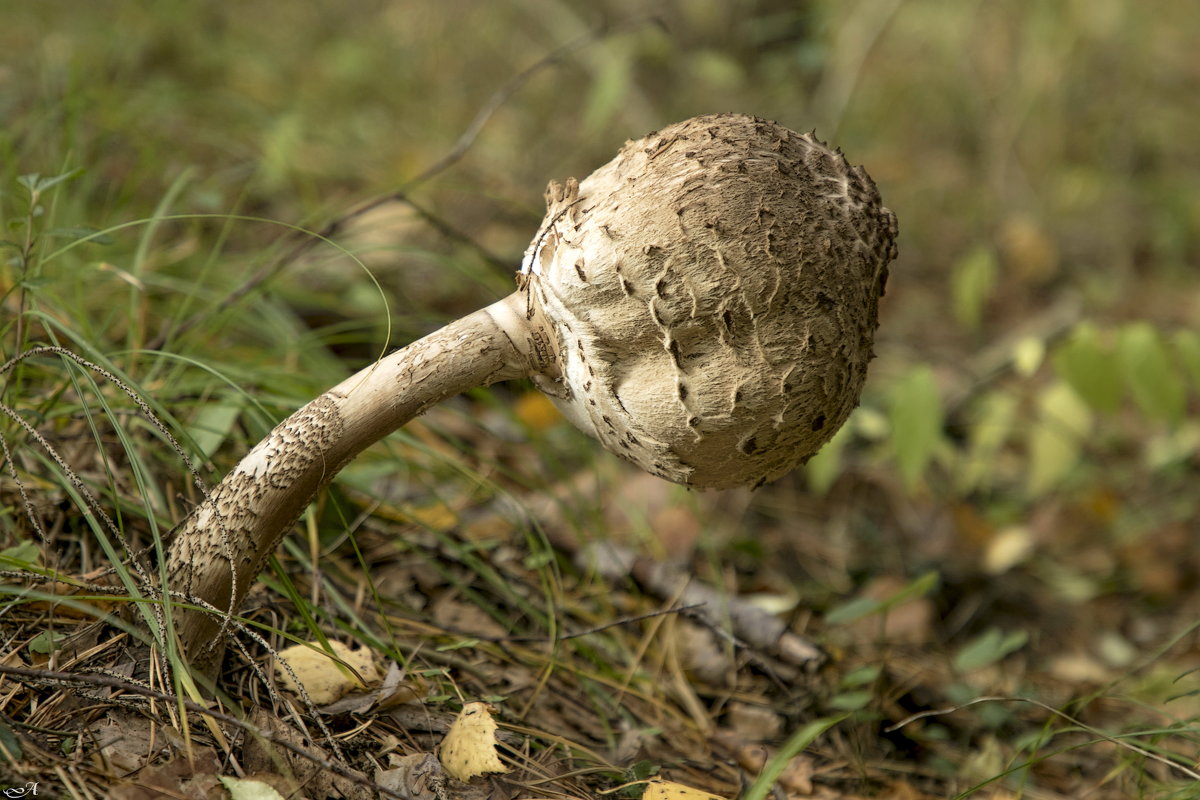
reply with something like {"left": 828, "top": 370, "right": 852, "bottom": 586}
{"left": 3, "top": 2, "right": 1200, "bottom": 798}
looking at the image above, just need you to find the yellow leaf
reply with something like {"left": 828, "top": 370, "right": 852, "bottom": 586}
{"left": 439, "top": 702, "right": 508, "bottom": 782}
{"left": 1012, "top": 335, "right": 1045, "bottom": 378}
{"left": 1026, "top": 381, "right": 1091, "bottom": 496}
{"left": 514, "top": 390, "right": 561, "bottom": 432}
{"left": 983, "top": 526, "right": 1034, "bottom": 575}
{"left": 643, "top": 780, "right": 728, "bottom": 800}
{"left": 402, "top": 501, "right": 457, "bottom": 530}
{"left": 275, "top": 640, "right": 380, "bottom": 705}
{"left": 219, "top": 776, "right": 287, "bottom": 800}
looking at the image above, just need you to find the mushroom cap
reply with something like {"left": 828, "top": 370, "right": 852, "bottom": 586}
{"left": 520, "top": 113, "right": 897, "bottom": 489}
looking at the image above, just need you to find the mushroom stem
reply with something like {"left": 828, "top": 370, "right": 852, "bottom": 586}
{"left": 166, "top": 293, "right": 537, "bottom": 666}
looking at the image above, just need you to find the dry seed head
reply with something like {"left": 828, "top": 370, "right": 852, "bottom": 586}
{"left": 520, "top": 113, "right": 897, "bottom": 489}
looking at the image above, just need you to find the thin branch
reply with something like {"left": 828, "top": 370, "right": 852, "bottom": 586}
{"left": 0, "top": 663, "right": 409, "bottom": 800}
{"left": 497, "top": 602, "right": 704, "bottom": 643}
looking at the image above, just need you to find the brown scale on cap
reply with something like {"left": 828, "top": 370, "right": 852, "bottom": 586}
{"left": 520, "top": 113, "right": 897, "bottom": 488}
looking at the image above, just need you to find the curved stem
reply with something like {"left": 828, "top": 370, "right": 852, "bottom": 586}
{"left": 166, "top": 293, "right": 535, "bottom": 666}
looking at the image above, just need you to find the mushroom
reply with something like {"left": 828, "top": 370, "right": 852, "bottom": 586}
{"left": 167, "top": 113, "right": 898, "bottom": 665}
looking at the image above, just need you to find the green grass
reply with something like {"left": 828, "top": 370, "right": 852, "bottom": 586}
{"left": 3, "top": 1, "right": 1200, "bottom": 797}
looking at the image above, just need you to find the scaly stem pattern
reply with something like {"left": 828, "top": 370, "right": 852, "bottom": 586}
{"left": 166, "top": 294, "right": 535, "bottom": 667}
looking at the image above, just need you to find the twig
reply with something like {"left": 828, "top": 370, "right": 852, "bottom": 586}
{"left": 499, "top": 602, "right": 704, "bottom": 643}
{"left": 0, "top": 663, "right": 411, "bottom": 800}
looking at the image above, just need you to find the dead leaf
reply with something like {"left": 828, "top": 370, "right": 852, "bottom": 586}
{"left": 725, "top": 702, "right": 783, "bottom": 743}
{"left": 376, "top": 752, "right": 445, "bottom": 800}
{"left": 643, "top": 779, "right": 728, "bottom": 800}
{"left": 439, "top": 702, "right": 508, "bottom": 782}
{"left": 432, "top": 592, "right": 510, "bottom": 640}
{"left": 845, "top": 576, "right": 935, "bottom": 645}
{"left": 983, "top": 526, "right": 1034, "bottom": 574}
{"left": 320, "top": 661, "right": 425, "bottom": 716}
{"left": 93, "top": 709, "right": 181, "bottom": 774}
{"left": 219, "top": 776, "right": 286, "bottom": 800}
{"left": 241, "top": 708, "right": 372, "bottom": 800}
{"left": 108, "top": 750, "right": 222, "bottom": 800}
{"left": 999, "top": 215, "right": 1058, "bottom": 286}
{"left": 274, "top": 640, "right": 380, "bottom": 704}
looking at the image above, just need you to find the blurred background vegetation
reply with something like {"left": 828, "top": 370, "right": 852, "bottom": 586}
{"left": 2, "top": 0, "right": 1199, "bottom": 796}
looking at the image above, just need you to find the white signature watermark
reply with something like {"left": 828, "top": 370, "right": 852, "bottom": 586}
{"left": 1, "top": 783, "right": 38, "bottom": 798}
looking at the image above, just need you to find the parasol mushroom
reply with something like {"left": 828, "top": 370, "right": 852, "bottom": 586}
{"left": 166, "top": 113, "right": 898, "bottom": 667}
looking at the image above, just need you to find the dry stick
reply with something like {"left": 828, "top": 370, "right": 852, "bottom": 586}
{"left": 146, "top": 18, "right": 652, "bottom": 353}
{"left": 0, "top": 663, "right": 410, "bottom": 800}
{"left": 457, "top": 603, "right": 705, "bottom": 644}
{"left": 631, "top": 558, "right": 825, "bottom": 669}
{"left": 168, "top": 114, "right": 898, "bottom": 671}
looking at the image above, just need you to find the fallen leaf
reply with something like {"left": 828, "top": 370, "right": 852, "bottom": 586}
{"left": 241, "top": 709, "right": 372, "bottom": 799}
{"left": 93, "top": 709, "right": 182, "bottom": 774}
{"left": 108, "top": 750, "right": 222, "bottom": 800}
{"left": 376, "top": 752, "right": 444, "bottom": 800}
{"left": 725, "top": 702, "right": 783, "bottom": 743}
{"left": 439, "top": 702, "right": 508, "bottom": 782}
{"left": 219, "top": 776, "right": 286, "bottom": 800}
{"left": 320, "top": 660, "right": 424, "bottom": 716}
{"left": 514, "top": 390, "right": 561, "bottom": 431}
{"left": 275, "top": 640, "right": 380, "bottom": 705}
{"left": 983, "top": 526, "right": 1034, "bottom": 574}
{"left": 643, "top": 779, "right": 727, "bottom": 800}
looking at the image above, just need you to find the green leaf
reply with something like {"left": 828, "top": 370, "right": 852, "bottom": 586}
{"left": 825, "top": 571, "right": 939, "bottom": 625}
{"left": 0, "top": 540, "right": 41, "bottom": 568}
{"left": 45, "top": 226, "right": 114, "bottom": 246}
{"left": 956, "top": 392, "right": 1018, "bottom": 493}
{"left": 17, "top": 169, "right": 83, "bottom": 195}
{"left": 804, "top": 416, "right": 852, "bottom": 494}
{"left": 840, "top": 664, "right": 882, "bottom": 688}
{"left": 824, "top": 595, "right": 880, "bottom": 626}
{"left": 741, "top": 715, "right": 848, "bottom": 800}
{"left": 888, "top": 365, "right": 943, "bottom": 489}
{"left": 626, "top": 760, "right": 661, "bottom": 782}
{"left": 1174, "top": 330, "right": 1200, "bottom": 394}
{"left": 1118, "top": 322, "right": 1186, "bottom": 424}
{"left": 437, "top": 638, "right": 479, "bottom": 652}
{"left": 1053, "top": 322, "right": 1121, "bottom": 413}
{"left": 33, "top": 168, "right": 84, "bottom": 192}
{"left": 1012, "top": 335, "right": 1045, "bottom": 377}
{"left": 188, "top": 394, "right": 246, "bottom": 459}
{"left": 829, "top": 690, "right": 873, "bottom": 710}
{"left": 950, "top": 244, "right": 997, "bottom": 331}
{"left": 28, "top": 630, "right": 65, "bottom": 654}
{"left": 0, "top": 718, "right": 22, "bottom": 762}
{"left": 953, "top": 628, "right": 1028, "bottom": 673}
{"left": 1026, "top": 381, "right": 1091, "bottom": 496}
